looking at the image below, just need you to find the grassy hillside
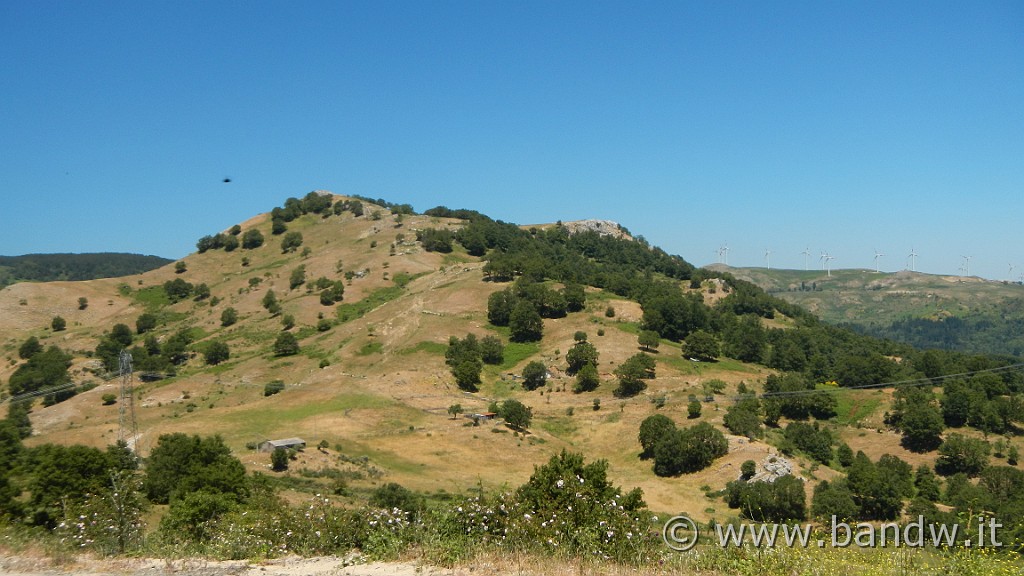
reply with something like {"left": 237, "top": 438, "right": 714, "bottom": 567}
{"left": 0, "top": 253, "right": 172, "bottom": 289}
{"left": 710, "top": 264, "right": 1024, "bottom": 356}
{"left": 2, "top": 196, "right": 1022, "bottom": 572}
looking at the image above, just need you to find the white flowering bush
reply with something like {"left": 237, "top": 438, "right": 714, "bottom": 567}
{"left": 55, "top": 471, "right": 145, "bottom": 556}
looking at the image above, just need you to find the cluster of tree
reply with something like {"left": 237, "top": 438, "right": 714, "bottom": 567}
{"left": 494, "top": 398, "right": 533, "bottom": 431}
{"left": 850, "top": 302, "right": 1024, "bottom": 357}
{"left": 0, "top": 436, "right": 138, "bottom": 527}
{"left": 97, "top": 327, "right": 195, "bottom": 375}
{"left": 781, "top": 421, "right": 834, "bottom": 464}
{"left": 613, "top": 353, "right": 656, "bottom": 397}
{"left": 638, "top": 415, "right": 728, "bottom": 476}
{"left": 445, "top": 333, "right": 504, "bottom": 392}
{"left": 487, "top": 279, "right": 585, "bottom": 343}
{"left": 723, "top": 396, "right": 762, "bottom": 439}
{"left": 196, "top": 227, "right": 243, "bottom": 253}
{"left": 347, "top": 195, "right": 412, "bottom": 214}
{"left": 0, "top": 253, "right": 171, "bottom": 288}
{"left": 811, "top": 451, "right": 914, "bottom": 521}
{"left": 762, "top": 372, "right": 838, "bottom": 423}
{"left": 163, "top": 278, "right": 210, "bottom": 303}
{"left": 725, "top": 474, "right": 806, "bottom": 523}
{"left": 416, "top": 228, "right": 455, "bottom": 253}
{"left": 8, "top": 339, "right": 73, "bottom": 406}
{"left": 884, "top": 370, "right": 1024, "bottom": 454}
{"left": 566, "top": 337, "right": 600, "bottom": 393}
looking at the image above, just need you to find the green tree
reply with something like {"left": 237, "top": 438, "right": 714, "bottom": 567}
{"left": 899, "top": 396, "right": 945, "bottom": 453}
{"left": 241, "top": 228, "right": 264, "bottom": 249}
{"left": 220, "top": 307, "right": 238, "bottom": 327}
{"left": 936, "top": 434, "right": 991, "bottom": 477}
{"left": 19, "top": 336, "right": 42, "bottom": 359}
{"left": 487, "top": 289, "right": 515, "bottom": 326}
{"left": 135, "top": 313, "right": 157, "bottom": 335}
{"left": 203, "top": 341, "right": 230, "bottom": 365}
{"left": 724, "top": 397, "right": 762, "bottom": 439}
{"left": 687, "top": 399, "right": 702, "bottom": 419}
{"left": 51, "top": 316, "right": 66, "bottom": 332}
{"left": 725, "top": 475, "right": 806, "bottom": 522}
{"left": 811, "top": 480, "right": 859, "bottom": 522}
{"left": 270, "top": 447, "right": 289, "bottom": 471}
{"left": 508, "top": 300, "right": 543, "bottom": 342}
{"left": 638, "top": 414, "right": 676, "bottom": 459}
{"left": 562, "top": 283, "right": 586, "bottom": 312}
{"left": 163, "top": 278, "right": 193, "bottom": 302}
{"left": 264, "top": 380, "right": 285, "bottom": 396}
{"left": 479, "top": 335, "right": 504, "bottom": 365}
{"left": 7, "top": 402, "right": 32, "bottom": 439}
{"left": 174, "top": 261, "right": 187, "bottom": 274}
{"left": 500, "top": 398, "right": 533, "bottom": 431}
{"left": 452, "top": 359, "right": 482, "bottom": 392}
{"left": 741, "top": 459, "right": 756, "bottom": 480}
{"left": 613, "top": 353, "right": 655, "bottom": 398}
{"left": 522, "top": 361, "right": 548, "bottom": 391}
{"left": 565, "top": 340, "right": 599, "bottom": 375}
{"left": 280, "top": 231, "right": 304, "bottom": 253}
{"left": 915, "top": 464, "right": 942, "bottom": 501}
{"left": 143, "top": 433, "right": 248, "bottom": 504}
{"left": 574, "top": 362, "right": 600, "bottom": 393}
{"left": 369, "top": 483, "right": 421, "bottom": 518}
{"left": 273, "top": 332, "right": 300, "bottom": 356}
{"left": 653, "top": 422, "right": 728, "bottom": 476}
{"left": 24, "top": 443, "right": 120, "bottom": 526}
{"left": 447, "top": 404, "right": 464, "bottom": 420}
{"left": 78, "top": 296, "right": 89, "bottom": 310}
{"left": 638, "top": 330, "right": 660, "bottom": 352}
{"left": 289, "top": 265, "right": 306, "bottom": 289}
{"left": 281, "top": 314, "right": 295, "bottom": 330}
{"left": 514, "top": 450, "right": 645, "bottom": 555}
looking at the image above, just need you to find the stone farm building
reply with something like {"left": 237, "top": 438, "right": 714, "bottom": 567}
{"left": 258, "top": 438, "right": 307, "bottom": 452}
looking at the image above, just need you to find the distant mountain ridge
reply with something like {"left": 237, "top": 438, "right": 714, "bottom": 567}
{"left": 709, "top": 264, "right": 1024, "bottom": 357}
{"left": 0, "top": 253, "right": 173, "bottom": 288}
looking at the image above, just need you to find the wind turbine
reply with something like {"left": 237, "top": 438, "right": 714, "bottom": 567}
{"left": 907, "top": 248, "right": 918, "bottom": 272}
{"left": 825, "top": 254, "right": 836, "bottom": 277}
{"left": 1008, "top": 264, "right": 1015, "bottom": 282}
{"left": 722, "top": 244, "right": 730, "bottom": 266}
{"left": 801, "top": 247, "right": 811, "bottom": 271}
{"left": 765, "top": 249, "right": 772, "bottom": 270}
{"left": 873, "top": 249, "right": 885, "bottom": 273}
{"left": 961, "top": 255, "right": 972, "bottom": 277}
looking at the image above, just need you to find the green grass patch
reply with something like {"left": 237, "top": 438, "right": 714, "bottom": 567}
{"left": 397, "top": 341, "right": 448, "bottom": 356}
{"left": 356, "top": 341, "right": 383, "bottom": 356}
{"left": 539, "top": 416, "right": 578, "bottom": 439}
{"left": 613, "top": 321, "right": 642, "bottom": 336}
{"left": 392, "top": 270, "right": 430, "bottom": 288}
{"left": 483, "top": 378, "right": 519, "bottom": 399}
{"left": 132, "top": 286, "right": 170, "bottom": 310}
{"left": 336, "top": 286, "right": 405, "bottom": 322}
{"left": 221, "top": 393, "right": 397, "bottom": 437}
{"left": 833, "top": 390, "right": 883, "bottom": 426}
{"left": 498, "top": 341, "right": 540, "bottom": 370}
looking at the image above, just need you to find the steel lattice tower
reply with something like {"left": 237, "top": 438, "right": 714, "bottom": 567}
{"left": 118, "top": 349, "right": 139, "bottom": 451}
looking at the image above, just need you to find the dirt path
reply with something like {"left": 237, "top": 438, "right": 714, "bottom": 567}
{"left": 0, "top": 556, "right": 455, "bottom": 576}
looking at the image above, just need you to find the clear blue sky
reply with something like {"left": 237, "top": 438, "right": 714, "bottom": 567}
{"left": 2, "top": 1, "right": 1021, "bottom": 280}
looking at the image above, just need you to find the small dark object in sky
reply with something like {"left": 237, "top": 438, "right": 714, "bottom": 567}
{"left": 223, "top": 177, "right": 232, "bottom": 183}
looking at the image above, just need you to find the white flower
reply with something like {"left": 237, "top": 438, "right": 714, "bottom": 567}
{"left": 556, "top": 479, "right": 565, "bottom": 488}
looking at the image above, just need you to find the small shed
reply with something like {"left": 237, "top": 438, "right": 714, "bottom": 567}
{"left": 258, "top": 437, "right": 307, "bottom": 453}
